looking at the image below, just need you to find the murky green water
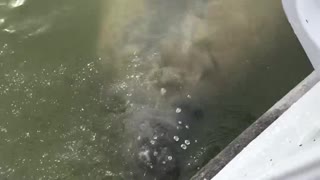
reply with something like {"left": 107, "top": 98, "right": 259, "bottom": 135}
{"left": 0, "top": 0, "right": 312, "bottom": 179}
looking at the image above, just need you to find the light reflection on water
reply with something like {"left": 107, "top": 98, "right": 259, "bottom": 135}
{"left": 0, "top": 0, "right": 312, "bottom": 179}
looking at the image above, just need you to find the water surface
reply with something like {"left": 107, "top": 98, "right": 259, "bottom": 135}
{"left": 0, "top": 0, "right": 312, "bottom": 179}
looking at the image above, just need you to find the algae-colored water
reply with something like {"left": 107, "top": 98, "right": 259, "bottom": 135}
{"left": 0, "top": 0, "right": 312, "bottom": 179}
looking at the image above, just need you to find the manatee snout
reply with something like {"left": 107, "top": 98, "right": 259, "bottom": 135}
{"left": 136, "top": 135, "right": 180, "bottom": 179}
{"left": 126, "top": 108, "right": 183, "bottom": 179}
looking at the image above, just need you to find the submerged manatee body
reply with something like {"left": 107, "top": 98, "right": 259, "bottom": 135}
{"left": 97, "top": 0, "right": 236, "bottom": 178}
{"left": 97, "top": 0, "right": 283, "bottom": 179}
{"left": 123, "top": 104, "right": 206, "bottom": 179}
{"left": 126, "top": 108, "right": 180, "bottom": 179}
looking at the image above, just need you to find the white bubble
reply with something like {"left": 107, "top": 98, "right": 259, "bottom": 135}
{"left": 173, "top": 136, "right": 179, "bottom": 142}
{"left": 176, "top": 108, "right": 182, "bottom": 113}
{"left": 80, "top": 125, "right": 86, "bottom": 131}
{"left": 181, "top": 144, "right": 187, "bottom": 150}
{"left": 153, "top": 151, "right": 158, "bottom": 156}
{"left": 178, "top": 121, "right": 182, "bottom": 125}
{"left": 137, "top": 136, "right": 141, "bottom": 140}
{"left": 195, "top": 139, "right": 198, "bottom": 143}
{"left": 187, "top": 94, "right": 192, "bottom": 99}
{"left": 185, "top": 140, "right": 190, "bottom": 145}
{"left": 42, "top": 153, "right": 48, "bottom": 158}
{"left": 150, "top": 140, "right": 156, "bottom": 145}
{"left": 160, "top": 88, "right": 167, "bottom": 95}
{"left": 91, "top": 133, "right": 96, "bottom": 141}
{"left": 185, "top": 125, "right": 189, "bottom": 129}
{"left": 153, "top": 136, "right": 158, "bottom": 140}
{"left": 168, "top": 156, "right": 173, "bottom": 161}
{"left": 0, "top": 127, "right": 7, "bottom": 133}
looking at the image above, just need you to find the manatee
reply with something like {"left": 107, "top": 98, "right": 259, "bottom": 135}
{"left": 96, "top": 0, "right": 284, "bottom": 179}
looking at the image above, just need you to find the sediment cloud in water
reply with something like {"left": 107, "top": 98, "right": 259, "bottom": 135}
{"left": 97, "top": 0, "right": 282, "bottom": 179}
